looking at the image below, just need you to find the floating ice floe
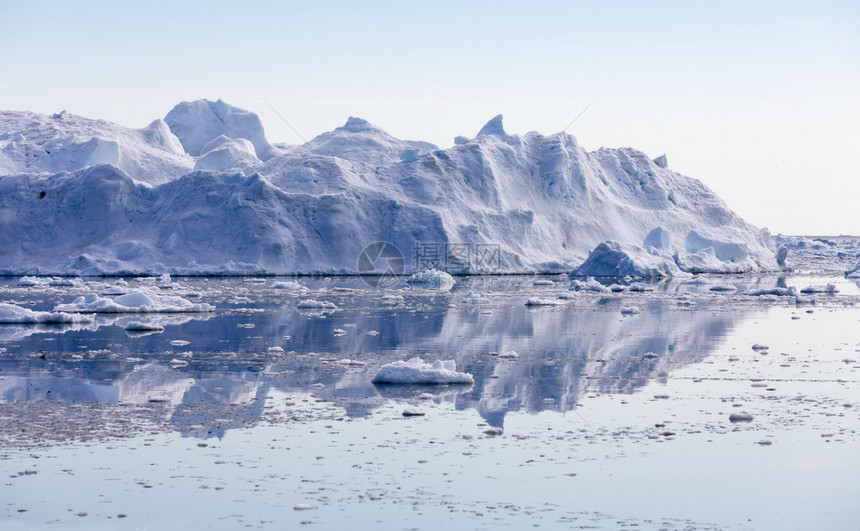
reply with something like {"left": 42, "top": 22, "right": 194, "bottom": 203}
{"left": 406, "top": 268, "right": 456, "bottom": 290}
{"left": 271, "top": 280, "right": 308, "bottom": 290}
{"left": 0, "top": 303, "right": 94, "bottom": 324}
{"left": 123, "top": 321, "right": 165, "bottom": 331}
{"left": 372, "top": 357, "right": 474, "bottom": 385}
{"left": 749, "top": 287, "right": 797, "bottom": 297}
{"left": 296, "top": 299, "right": 337, "bottom": 310}
{"left": 525, "top": 298, "right": 563, "bottom": 306}
{"left": 569, "top": 278, "right": 610, "bottom": 293}
{"left": 54, "top": 288, "right": 214, "bottom": 313}
{"left": 799, "top": 284, "right": 838, "bottom": 294}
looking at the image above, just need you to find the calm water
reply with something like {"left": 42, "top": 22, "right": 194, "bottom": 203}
{"left": 1, "top": 273, "right": 859, "bottom": 529}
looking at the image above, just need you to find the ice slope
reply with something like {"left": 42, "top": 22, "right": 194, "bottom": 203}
{"left": 0, "top": 100, "right": 780, "bottom": 275}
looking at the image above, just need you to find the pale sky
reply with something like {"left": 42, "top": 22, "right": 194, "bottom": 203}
{"left": 1, "top": 0, "right": 858, "bottom": 235}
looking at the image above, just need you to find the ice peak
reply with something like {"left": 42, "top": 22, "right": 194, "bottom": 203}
{"left": 340, "top": 116, "right": 382, "bottom": 133}
{"left": 476, "top": 114, "right": 506, "bottom": 137}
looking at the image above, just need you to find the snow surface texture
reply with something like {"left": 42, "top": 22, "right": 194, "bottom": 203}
{"left": 0, "top": 99, "right": 780, "bottom": 275}
{"left": 372, "top": 357, "right": 474, "bottom": 385}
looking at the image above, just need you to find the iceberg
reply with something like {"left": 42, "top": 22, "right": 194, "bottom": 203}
{"left": 372, "top": 357, "right": 474, "bottom": 385}
{"left": 0, "top": 100, "right": 783, "bottom": 276}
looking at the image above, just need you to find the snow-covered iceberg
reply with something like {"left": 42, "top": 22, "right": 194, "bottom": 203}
{"left": 0, "top": 99, "right": 782, "bottom": 276}
{"left": 372, "top": 357, "right": 474, "bottom": 385}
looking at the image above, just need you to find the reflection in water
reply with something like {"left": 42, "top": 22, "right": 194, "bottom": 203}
{"left": 0, "top": 278, "right": 746, "bottom": 437}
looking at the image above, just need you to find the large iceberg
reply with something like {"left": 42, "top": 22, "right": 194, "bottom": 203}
{"left": 0, "top": 100, "right": 782, "bottom": 276}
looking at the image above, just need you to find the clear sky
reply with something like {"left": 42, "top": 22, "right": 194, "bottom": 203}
{"left": 2, "top": 0, "right": 858, "bottom": 235}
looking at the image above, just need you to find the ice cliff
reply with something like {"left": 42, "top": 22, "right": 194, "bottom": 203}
{"left": 0, "top": 99, "right": 780, "bottom": 276}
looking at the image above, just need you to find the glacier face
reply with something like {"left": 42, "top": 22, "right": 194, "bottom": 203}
{"left": 0, "top": 99, "right": 779, "bottom": 276}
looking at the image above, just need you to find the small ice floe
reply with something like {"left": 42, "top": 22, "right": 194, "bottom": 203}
{"left": 296, "top": 299, "right": 337, "bottom": 310}
{"left": 533, "top": 279, "right": 555, "bottom": 286}
{"left": 272, "top": 280, "right": 308, "bottom": 290}
{"left": 123, "top": 321, "right": 164, "bottom": 331}
{"left": 148, "top": 395, "right": 171, "bottom": 403}
{"left": 462, "top": 291, "right": 489, "bottom": 304}
{"left": 557, "top": 292, "right": 576, "bottom": 300}
{"left": 310, "top": 383, "right": 325, "bottom": 389}
{"left": 17, "top": 276, "right": 46, "bottom": 287}
{"left": 54, "top": 289, "right": 214, "bottom": 313}
{"left": 267, "top": 346, "right": 285, "bottom": 354}
{"left": 48, "top": 277, "right": 81, "bottom": 287}
{"left": 0, "top": 303, "right": 94, "bottom": 324}
{"left": 332, "top": 328, "right": 347, "bottom": 336}
{"left": 372, "top": 357, "right": 474, "bottom": 385}
{"left": 620, "top": 306, "right": 640, "bottom": 315}
{"left": 751, "top": 344, "right": 769, "bottom": 351}
{"left": 729, "top": 412, "right": 754, "bottom": 422}
{"left": 479, "top": 309, "right": 494, "bottom": 315}
{"left": 170, "top": 340, "right": 191, "bottom": 346}
{"left": 402, "top": 408, "right": 426, "bottom": 417}
{"left": 642, "top": 352, "right": 659, "bottom": 360}
{"left": 709, "top": 284, "right": 737, "bottom": 292}
{"left": 237, "top": 323, "right": 255, "bottom": 328}
{"left": 406, "top": 269, "right": 456, "bottom": 290}
{"left": 381, "top": 294, "right": 405, "bottom": 305}
{"left": 749, "top": 287, "right": 797, "bottom": 297}
{"left": 243, "top": 278, "right": 267, "bottom": 284}
{"left": 607, "top": 284, "right": 628, "bottom": 292}
{"left": 627, "top": 282, "right": 654, "bottom": 292}
{"left": 483, "top": 427, "right": 504, "bottom": 436}
{"left": 525, "top": 298, "right": 562, "bottom": 306}
{"left": 799, "top": 284, "right": 838, "bottom": 294}
{"left": 366, "top": 330, "right": 380, "bottom": 336}
{"left": 293, "top": 504, "right": 317, "bottom": 511}
{"left": 497, "top": 350, "right": 519, "bottom": 359}
{"left": 569, "top": 278, "right": 610, "bottom": 293}
{"left": 169, "top": 359, "right": 189, "bottom": 367}
{"left": 338, "top": 359, "right": 366, "bottom": 367}
{"left": 756, "top": 439, "right": 773, "bottom": 446}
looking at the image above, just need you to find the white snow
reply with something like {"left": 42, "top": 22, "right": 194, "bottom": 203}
{"left": 53, "top": 288, "right": 214, "bottom": 313}
{"left": 0, "top": 100, "right": 782, "bottom": 276}
{"left": 372, "top": 357, "right": 474, "bottom": 385}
